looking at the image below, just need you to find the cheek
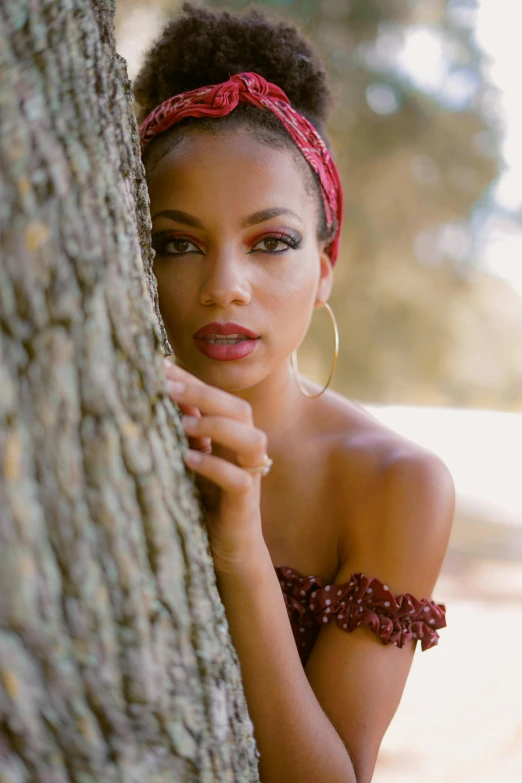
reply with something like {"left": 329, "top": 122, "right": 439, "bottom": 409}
{"left": 153, "top": 263, "right": 196, "bottom": 330}
{"left": 265, "top": 282, "right": 314, "bottom": 316}
{"left": 261, "top": 264, "right": 318, "bottom": 344}
{"left": 268, "top": 253, "right": 318, "bottom": 307}
{"left": 154, "top": 262, "right": 193, "bottom": 298}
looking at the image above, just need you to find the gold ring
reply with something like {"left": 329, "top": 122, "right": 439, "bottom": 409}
{"left": 243, "top": 454, "right": 273, "bottom": 477}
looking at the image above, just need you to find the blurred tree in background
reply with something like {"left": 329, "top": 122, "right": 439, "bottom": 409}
{"left": 116, "top": 0, "right": 522, "bottom": 409}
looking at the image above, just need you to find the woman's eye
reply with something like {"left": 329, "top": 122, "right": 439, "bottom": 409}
{"left": 251, "top": 235, "right": 301, "bottom": 254}
{"left": 152, "top": 236, "right": 201, "bottom": 255}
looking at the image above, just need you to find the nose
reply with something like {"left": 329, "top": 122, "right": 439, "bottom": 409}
{"left": 198, "top": 249, "right": 251, "bottom": 308}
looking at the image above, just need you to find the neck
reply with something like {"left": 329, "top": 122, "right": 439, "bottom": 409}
{"left": 232, "top": 360, "right": 309, "bottom": 449}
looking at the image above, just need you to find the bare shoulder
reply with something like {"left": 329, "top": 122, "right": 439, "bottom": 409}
{"left": 299, "top": 393, "right": 453, "bottom": 781}
{"left": 313, "top": 389, "right": 455, "bottom": 596}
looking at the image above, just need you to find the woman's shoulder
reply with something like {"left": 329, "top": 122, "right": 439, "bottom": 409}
{"left": 313, "top": 386, "right": 449, "bottom": 473}
{"left": 312, "top": 389, "right": 455, "bottom": 593}
{"left": 311, "top": 386, "right": 442, "bottom": 468}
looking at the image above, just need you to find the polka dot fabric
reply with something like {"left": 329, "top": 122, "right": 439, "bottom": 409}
{"left": 275, "top": 566, "right": 446, "bottom": 666}
{"left": 138, "top": 72, "right": 343, "bottom": 264}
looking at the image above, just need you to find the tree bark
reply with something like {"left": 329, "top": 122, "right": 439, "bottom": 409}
{"left": 0, "top": 1, "right": 259, "bottom": 780}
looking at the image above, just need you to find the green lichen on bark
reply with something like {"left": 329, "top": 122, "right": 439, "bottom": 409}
{"left": 0, "top": 1, "right": 258, "bottom": 780}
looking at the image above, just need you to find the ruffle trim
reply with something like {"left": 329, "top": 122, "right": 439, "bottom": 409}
{"left": 275, "top": 566, "right": 446, "bottom": 651}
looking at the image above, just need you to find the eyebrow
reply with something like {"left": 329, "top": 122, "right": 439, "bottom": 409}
{"left": 151, "top": 209, "right": 204, "bottom": 228}
{"left": 150, "top": 207, "right": 303, "bottom": 228}
{"left": 241, "top": 207, "right": 303, "bottom": 228}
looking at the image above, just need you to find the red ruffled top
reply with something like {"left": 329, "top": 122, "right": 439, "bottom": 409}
{"left": 275, "top": 566, "right": 446, "bottom": 666}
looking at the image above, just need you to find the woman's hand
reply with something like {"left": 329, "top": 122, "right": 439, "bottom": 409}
{"left": 164, "top": 359, "right": 269, "bottom": 576}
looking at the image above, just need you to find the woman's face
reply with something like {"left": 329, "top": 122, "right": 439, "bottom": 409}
{"left": 147, "top": 127, "right": 332, "bottom": 391}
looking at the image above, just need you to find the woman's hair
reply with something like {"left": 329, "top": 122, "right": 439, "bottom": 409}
{"left": 134, "top": 2, "right": 336, "bottom": 244}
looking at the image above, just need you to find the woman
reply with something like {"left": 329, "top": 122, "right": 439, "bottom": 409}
{"left": 134, "top": 5, "right": 454, "bottom": 782}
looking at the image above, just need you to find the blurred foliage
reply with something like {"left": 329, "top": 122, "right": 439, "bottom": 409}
{"left": 116, "top": 0, "right": 522, "bottom": 409}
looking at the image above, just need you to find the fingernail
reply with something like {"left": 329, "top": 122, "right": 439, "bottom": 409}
{"left": 184, "top": 449, "right": 202, "bottom": 465}
{"left": 182, "top": 415, "right": 198, "bottom": 432}
{"left": 167, "top": 380, "right": 185, "bottom": 396}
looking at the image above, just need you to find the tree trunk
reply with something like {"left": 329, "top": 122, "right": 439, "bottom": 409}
{"left": 0, "top": 1, "right": 259, "bottom": 780}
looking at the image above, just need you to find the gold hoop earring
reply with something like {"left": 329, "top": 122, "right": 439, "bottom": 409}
{"left": 291, "top": 302, "right": 339, "bottom": 399}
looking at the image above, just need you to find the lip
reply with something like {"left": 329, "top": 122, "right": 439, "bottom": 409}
{"left": 193, "top": 322, "right": 260, "bottom": 339}
{"left": 193, "top": 321, "right": 260, "bottom": 362}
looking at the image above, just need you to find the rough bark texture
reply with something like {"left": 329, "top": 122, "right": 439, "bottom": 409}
{"left": 0, "top": 1, "right": 259, "bottom": 780}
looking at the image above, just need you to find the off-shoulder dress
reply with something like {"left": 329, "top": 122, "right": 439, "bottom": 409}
{"left": 275, "top": 566, "right": 446, "bottom": 665}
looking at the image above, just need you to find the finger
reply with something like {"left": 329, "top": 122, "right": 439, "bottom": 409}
{"left": 164, "top": 359, "right": 204, "bottom": 387}
{"left": 182, "top": 415, "right": 266, "bottom": 467}
{"left": 163, "top": 359, "right": 253, "bottom": 424}
{"left": 177, "top": 402, "right": 200, "bottom": 418}
{"left": 184, "top": 449, "right": 253, "bottom": 494}
{"left": 167, "top": 380, "right": 253, "bottom": 423}
{"left": 168, "top": 395, "right": 211, "bottom": 452}
{"left": 187, "top": 431, "right": 212, "bottom": 453}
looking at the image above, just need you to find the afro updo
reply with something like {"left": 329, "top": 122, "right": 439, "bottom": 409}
{"left": 133, "top": 3, "right": 336, "bottom": 245}
{"left": 133, "top": 2, "right": 332, "bottom": 132}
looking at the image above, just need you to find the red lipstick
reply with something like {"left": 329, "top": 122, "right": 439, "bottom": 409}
{"left": 193, "top": 321, "right": 260, "bottom": 361}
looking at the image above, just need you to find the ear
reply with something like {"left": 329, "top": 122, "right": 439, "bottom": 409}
{"left": 315, "top": 249, "right": 333, "bottom": 307}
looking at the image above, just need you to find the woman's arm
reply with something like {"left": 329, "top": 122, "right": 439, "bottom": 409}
{"left": 164, "top": 361, "right": 356, "bottom": 781}
{"left": 214, "top": 448, "right": 454, "bottom": 783}
{"left": 165, "top": 362, "right": 454, "bottom": 783}
{"left": 216, "top": 546, "right": 357, "bottom": 783}
{"left": 303, "top": 446, "right": 455, "bottom": 783}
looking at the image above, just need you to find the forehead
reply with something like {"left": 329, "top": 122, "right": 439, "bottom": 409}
{"left": 146, "top": 129, "right": 315, "bottom": 223}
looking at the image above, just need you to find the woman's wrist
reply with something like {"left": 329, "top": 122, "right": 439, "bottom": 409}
{"left": 213, "top": 536, "right": 274, "bottom": 587}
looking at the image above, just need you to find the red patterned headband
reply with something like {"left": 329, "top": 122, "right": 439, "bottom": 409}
{"left": 139, "top": 72, "right": 343, "bottom": 264}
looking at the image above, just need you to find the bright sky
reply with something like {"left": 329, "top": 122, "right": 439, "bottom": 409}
{"left": 475, "top": 0, "right": 522, "bottom": 210}
{"left": 397, "top": 0, "right": 522, "bottom": 294}
{"left": 475, "top": 0, "right": 522, "bottom": 293}
{"left": 117, "top": 5, "right": 166, "bottom": 81}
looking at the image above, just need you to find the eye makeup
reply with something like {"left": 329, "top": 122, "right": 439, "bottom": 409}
{"left": 152, "top": 227, "right": 304, "bottom": 257}
{"left": 250, "top": 231, "right": 303, "bottom": 254}
{"left": 247, "top": 226, "right": 303, "bottom": 251}
{"left": 151, "top": 231, "right": 203, "bottom": 256}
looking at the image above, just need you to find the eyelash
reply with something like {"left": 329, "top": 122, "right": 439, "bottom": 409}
{"left": 251, "top": 233, "right": 302, "bottom": 254}
{"left": 151, "top": 235, "right": 202, "bottom": 256}
{"left": 151, "top": 232, "right": 302, "bottom": 257}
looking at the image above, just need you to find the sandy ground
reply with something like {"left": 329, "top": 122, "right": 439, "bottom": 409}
{"left": 373, "top": 514, "right": 522, "bottom": 783}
